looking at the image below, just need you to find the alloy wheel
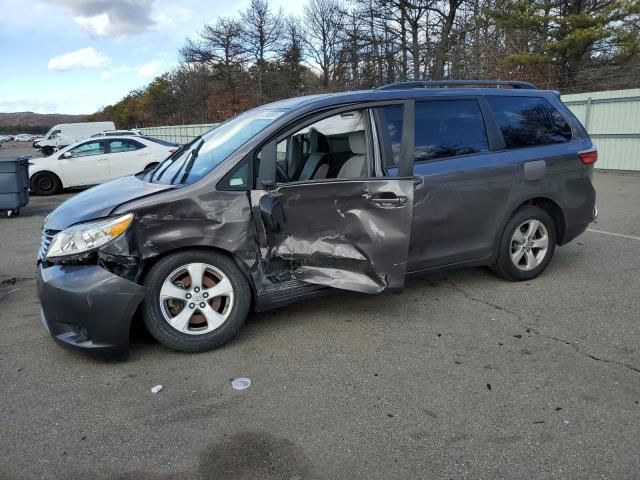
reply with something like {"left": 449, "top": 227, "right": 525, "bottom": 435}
{"left": 510, "top": 219, "right": 549, "bottom": 271}
{"left": 159, "top": 262, "right": 234, "bottom": 335}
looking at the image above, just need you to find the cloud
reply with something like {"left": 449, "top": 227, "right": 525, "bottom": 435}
{"left": 152, "top": 6, "right": 192, "bottom": 30}
{"left": 137, "top": 59, "right": 164, "bottom": 78}
{"left": 0, "top": 94, "right": 97, "bottom": 115}
{"left": 99, "top": 65, "right": 134, "bottom": 81}
{"left": 46, "top": 0, "right": 157, "bottom": 37}
{"left": 0, "top": 96, "right": 60, "bottom": 114}
{"left": 48, "top": 47, "right": 111, "bottom": 71}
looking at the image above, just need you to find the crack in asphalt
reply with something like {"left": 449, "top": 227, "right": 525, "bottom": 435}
{"left": 0, "top": 276, "right": 35, "bottom": 285}
{"left": 446, "top": 281, "right": 640, "bottom": 375}
{"left": 0, "top": 276, "right": 36, "bottom": 302}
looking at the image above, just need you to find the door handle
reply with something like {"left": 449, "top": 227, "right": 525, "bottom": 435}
{"left": 369, "top": 194, "right": 408, "bottom": 206}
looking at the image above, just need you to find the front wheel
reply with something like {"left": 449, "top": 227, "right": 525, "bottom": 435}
{"left": 30, "top": 172, "right": 62, "bottom": 195}
{"left": 142, "top": 250, "right": 251, "bottom": 352}
{"left": 492, "top": 206, "right": 556, "bottom": 281}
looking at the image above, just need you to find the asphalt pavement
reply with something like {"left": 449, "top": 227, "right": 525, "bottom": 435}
{"left": 0, "top": 170, "right": 639, "bottom": 479}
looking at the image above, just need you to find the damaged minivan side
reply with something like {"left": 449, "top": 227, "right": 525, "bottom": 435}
{"left": 37, "top": 81, "right": 597, "bottom": 356}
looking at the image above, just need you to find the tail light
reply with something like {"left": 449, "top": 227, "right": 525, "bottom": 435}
{"left": 578, "top": 148, "right": 597, "bottom": 165}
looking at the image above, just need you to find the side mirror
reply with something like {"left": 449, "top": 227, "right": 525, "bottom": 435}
{"left": 60, "top": 151, "right": 72, "bottom": 159}
{"left": 259, "top": 195, "right": 285, "bottom": 233}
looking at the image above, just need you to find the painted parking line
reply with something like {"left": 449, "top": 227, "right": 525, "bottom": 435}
{"left": 587, "top": 228, "right": 640, "bottom": 241}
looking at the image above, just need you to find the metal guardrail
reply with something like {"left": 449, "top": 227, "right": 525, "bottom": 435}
{"left": 139, "top": 123, "right": 219, "bottom": 145}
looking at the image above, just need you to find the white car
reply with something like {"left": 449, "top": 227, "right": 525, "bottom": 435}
{"left": 29, "top": 136, "right": 177, "bottom": 195}
{"left": 14, "top": 134, "right": 33, "bottom": 142}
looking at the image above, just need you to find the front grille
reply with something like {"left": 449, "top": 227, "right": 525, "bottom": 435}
{"left": 38, "top": 229, "right": 58, "bottom": 261}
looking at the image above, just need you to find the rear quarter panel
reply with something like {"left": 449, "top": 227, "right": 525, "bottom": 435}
{"left": 502, "top": 137, "right": 595, "bottom": 245}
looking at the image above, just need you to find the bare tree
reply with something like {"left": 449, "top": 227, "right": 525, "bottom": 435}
{"left": 304, "top": 0, "right": 345, "bottom": 89}
{"left": 241, "top": 0, "right": 284, "bottom": 101}
{"left": 281, "top": 15, "right": 308, "bottom": 95}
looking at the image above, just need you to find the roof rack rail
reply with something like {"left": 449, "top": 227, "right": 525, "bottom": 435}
{"left": 378, "top": 80, "right": 537, "bottom": 90}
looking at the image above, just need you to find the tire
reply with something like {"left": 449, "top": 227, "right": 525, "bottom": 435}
{"left": 492, "top": 205, "right": 556, "bottom": 281}
{"left": 30, "top": 172, "right": 62, "bottom": 196}
{"left": 41, "top": 146, "right": 54, "bottom": 156}
{"left": 142, "top": 250, "right": 251, "bottom": 353}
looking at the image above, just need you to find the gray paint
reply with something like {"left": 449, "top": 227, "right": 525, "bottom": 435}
{"left": 36, "top": 85, "right": 597, "bottom": 354}
{"left": 250, "top": 178, "right": 414, "bottom": 294}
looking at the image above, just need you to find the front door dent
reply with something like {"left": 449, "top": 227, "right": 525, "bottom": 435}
{"left": 251, "top": 178, "right": 414, "bottom": 294}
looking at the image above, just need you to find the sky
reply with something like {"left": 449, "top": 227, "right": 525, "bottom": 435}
{"left": 0, "top": 0, "right": 304, "bottom": 114}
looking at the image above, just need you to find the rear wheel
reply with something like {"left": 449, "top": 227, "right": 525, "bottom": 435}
{"left": 493, "top": 206, "right": 556, "bottom": 281}
{"left": 30, "top": 172, "right": 62, "bottom": 195}
{"left": 142, "top": 250, "right": 251, "bottom": 352}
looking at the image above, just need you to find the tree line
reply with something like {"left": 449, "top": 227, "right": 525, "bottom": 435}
{"left": 92, "top": 0, "right": 640, "bottom": 128}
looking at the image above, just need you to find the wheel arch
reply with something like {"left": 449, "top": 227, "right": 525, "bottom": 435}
{"left": 30, "top": 170, "right": 65, "bottom": 190}
{"left": 507, "top": 196, "right": 566, "bottom": 245}
{"left": 137, "top": 245, "right": 257, "bottom": 307}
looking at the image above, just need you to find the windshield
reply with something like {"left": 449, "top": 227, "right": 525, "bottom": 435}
{"left": 149, "top": 107, "right": 287, "bottom": 185}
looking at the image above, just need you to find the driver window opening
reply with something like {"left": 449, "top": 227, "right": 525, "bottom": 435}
{"left": 271, "top": 109, "right": 372, "bottom": 184}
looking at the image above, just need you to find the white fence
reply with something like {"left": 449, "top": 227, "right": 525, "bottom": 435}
{"left": 561, "top": 89, "right": 640, "bottom": 171}
{"left": 139, "top": 123, "right": 218, "bottom": 145}
{"left": 140, "top": 89, "right": 640, "bottom": 171}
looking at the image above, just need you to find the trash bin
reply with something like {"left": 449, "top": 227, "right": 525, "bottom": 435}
{"left": 0, "top": 156, "right": 30, "bottom": 217}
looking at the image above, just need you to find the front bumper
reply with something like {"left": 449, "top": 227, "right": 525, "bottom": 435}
{"left": 37, "top": 264, "right": 146, "bottom": 357}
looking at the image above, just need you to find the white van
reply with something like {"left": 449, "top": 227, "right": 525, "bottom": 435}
{"left": 35, "top": 122, "right": 115, "bottom": 155}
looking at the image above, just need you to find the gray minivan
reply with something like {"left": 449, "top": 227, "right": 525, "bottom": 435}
{"left": 37, "top": 81, "right": 597, "bottom": 356}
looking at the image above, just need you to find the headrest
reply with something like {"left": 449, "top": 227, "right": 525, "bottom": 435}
{"left": 348, "top": 131, "right": 367, "bottom": 155}
{"left": 309, "top": 128, "right": 329, "bottom": 153}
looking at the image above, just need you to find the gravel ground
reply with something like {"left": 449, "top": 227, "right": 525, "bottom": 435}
{"left": 0, "top": 157, "right": 638, "bottom": 479}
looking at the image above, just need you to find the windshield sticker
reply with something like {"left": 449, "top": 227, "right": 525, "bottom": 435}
{"left": 258, "top": 110, "right": 284, "bottom": 120}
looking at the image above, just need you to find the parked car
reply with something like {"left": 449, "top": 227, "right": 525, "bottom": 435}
{"left": 91, "top": 129, "right": 142, "bottom": 137}
{"left": 37, "top": 80, "right": 597, "bottom": 357}
{"left": 0, "top": 135, "right": 13, "bottom": 143}
{"left": 29, "top": 135, "right": 177, "bottom": 195}
{"left": 14, "top": 134, "right": 33, "bottom": 142}
{"left": 35, "top": 121, "right": 116, "bottom": 156}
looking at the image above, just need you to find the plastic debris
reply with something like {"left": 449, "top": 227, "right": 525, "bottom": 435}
{"left": 231, "top": 378, "right": 251, "bottom": 390}
{"left": 151, "top": 384, "right": 163, "bottom": 394}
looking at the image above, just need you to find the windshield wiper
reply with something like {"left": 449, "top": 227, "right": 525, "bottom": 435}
{"left": 149, "top": 139, "right": 195, "bottom": 183}
{"left": 174, "top": 139, "right": 205, "bottom": 185}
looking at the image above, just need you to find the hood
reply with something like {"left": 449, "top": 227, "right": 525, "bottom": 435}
{"left": 44, "top": 175, "right": 173, "bottom": 230}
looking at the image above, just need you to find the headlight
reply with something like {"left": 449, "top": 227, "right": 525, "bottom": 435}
{"left": 46, "top": 213, "right": 133, "bottom": 259}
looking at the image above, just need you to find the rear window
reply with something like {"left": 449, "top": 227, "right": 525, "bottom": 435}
{"left": 108, "top": 139, "right": 144, "bottom": 152}
{"left": 140, "top": 136, "right": 178, "bottom": 147}
{"left": 487, "top": 96, "right": 572, "bottom": 149}
{"left": 414, "top": 99, "right": 489, "bottom": 162}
